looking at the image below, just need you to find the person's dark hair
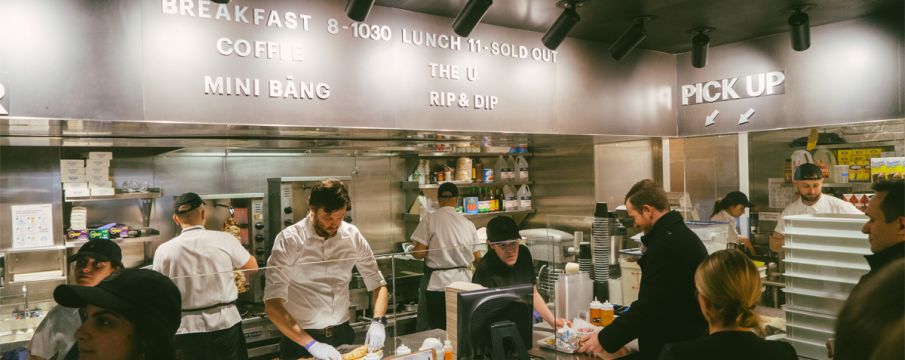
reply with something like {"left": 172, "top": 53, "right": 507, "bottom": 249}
{"left": 871, "top": 180, "right": 904, "bottom": 223}
{"left": 625, "top": 179, "right": 669, "bottom": 212}
{"left": 309, "top": 178, "right": 351, "bottom": 212}
{"left": 710, "top": 191, "right": 753, "bottom": 218}
{"left": 834, "top": 258, "right": 904, "bottom": 360}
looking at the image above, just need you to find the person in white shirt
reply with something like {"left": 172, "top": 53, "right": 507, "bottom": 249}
{"left": 770, "top": 163, "right": 862, "bottom": 253}
{"left": 153, "top": 192, "right": 258, "bottom": 360}
{"left": 410, "top": 182, "right": 481, "bottom": 331}
{"left": 265, "top": 179, "right": 389, "bottom": 360}
{"left": 29, "top": 240, "right": 123, "bottom": 360}
{"left": 710, "top": 191, "right": 756, "bottom": 254}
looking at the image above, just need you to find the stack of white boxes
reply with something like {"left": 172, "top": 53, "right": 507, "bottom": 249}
{"left": 86, "top": 152, "right": 114, "bottom": 196}
{"left": 61, "top": 152, "right": 114, "bottom": 198}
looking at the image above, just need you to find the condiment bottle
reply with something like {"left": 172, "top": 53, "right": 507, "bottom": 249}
{"left": 443, "top": 339, "right": 455, "bottom": 360}
{"left": 395, "top": 344, "right": 412, "bottom": 355}
{"left": 601, "top": 300, "right": 615, "bottom": 326}
{"left": 589, "top": 297, "right": 604, "bottom": 326}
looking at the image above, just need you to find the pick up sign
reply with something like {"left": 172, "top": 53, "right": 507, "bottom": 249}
{"left": 681, "top": 71, "right": 785, "bottom": 106}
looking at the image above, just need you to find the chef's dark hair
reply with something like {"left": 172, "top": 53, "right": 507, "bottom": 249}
{"left": 625, "top": 179, "right": 669, "bottom": 212}
{"left": 309, "top": 178, "right": 351, "bottom": 213}
{"left": 872, "top": 180, "right": 904, "bottom": 223}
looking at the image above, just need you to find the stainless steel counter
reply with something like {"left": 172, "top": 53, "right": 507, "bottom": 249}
{"left": 390, "top": 328, "right": 598, "bottom": 360}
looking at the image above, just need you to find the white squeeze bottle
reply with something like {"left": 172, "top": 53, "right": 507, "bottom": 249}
{"left": 443, "top": 339, "right": 455, "bottom": 360}
{"left": 503, "top": 185, "right": 517, "bottom": 211}
{"left": 518, "top": 185, "right": 532, "bottom": 210}
{"left": 515, "top": 156, "right": 529, "bottom": 181}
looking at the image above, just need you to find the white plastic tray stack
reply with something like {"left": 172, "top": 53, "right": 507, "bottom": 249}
{"left": 781, "top": 213, "right": 869, "bottom": 359}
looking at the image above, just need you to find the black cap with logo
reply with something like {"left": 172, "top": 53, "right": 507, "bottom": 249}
{"left": 487, "top": 216, "right": 521, "bottom": 243}
{"left": 723, "top": 191, "right": 754, "bottom": 208}
{"left": 438, "top": 182, "right": 459, "bottom": 198}
{"left": 67, "top": 239, "right": 122, "bottom": 266}
{"left": 795, "top": 163, "right": 824, "bottom": 181}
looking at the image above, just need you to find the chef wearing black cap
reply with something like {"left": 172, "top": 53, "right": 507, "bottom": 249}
{"left": 769, "top": 163, "right": 862, "bottom": 252}
{"left": 472, "top": 216, "right": 570, "bottom": 329}
{"left": 710, "top": 191, "right": 757, "bottom": 254}
{"left": 153, "top": 192, "right": 258, "bottom": 360}
{"left": 52, "top": 268, "right": 182, "bottom": 360}
{"left": 410, "top": 182, "right": 481, "bottom": 331}
{"left": 30, "top": 240, "right": 124, "bottom": 360}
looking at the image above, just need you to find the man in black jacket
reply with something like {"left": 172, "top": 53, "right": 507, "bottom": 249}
{"left": 580, "top": 179, "right": 708, "bottom": 360}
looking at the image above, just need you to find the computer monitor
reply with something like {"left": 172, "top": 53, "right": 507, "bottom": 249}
{"left": 456, "top": 283, "right": 534, "bottom": 360}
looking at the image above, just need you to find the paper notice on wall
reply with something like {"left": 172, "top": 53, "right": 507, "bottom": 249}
{"left": 768, "top": 178, "right": 798, "bottom": 209}
{"left": 11, "top": 204, "right": 54, "bottom": 249}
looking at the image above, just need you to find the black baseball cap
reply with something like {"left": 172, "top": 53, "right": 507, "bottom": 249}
{"left": 174, "top": 192, "right": 204, "bottom": 214}
{"left": 487, "top": 216, "right": 521, "bottom": 243}
{"left": 723, "top": 191, "right": 754, "bottom": 208}
{"left": 67, "top": 239, "right": 122, "bottom": 265}
{"left": 438, "top": 182, "right": 459, "bottom": 198}
{"left": 795, "top": 163, "right": 824, "bottom": 180}
{"left": 54, "top": 269, "right": 182, "bottom": 358}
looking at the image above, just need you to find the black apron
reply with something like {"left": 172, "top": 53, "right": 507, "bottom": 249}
{"left": 415, "top": 262, "right": 467, "bottom": 331}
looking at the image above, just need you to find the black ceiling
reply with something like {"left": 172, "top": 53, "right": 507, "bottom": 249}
{"left": 376, "top": 0, "right": 902, "bottom": 53}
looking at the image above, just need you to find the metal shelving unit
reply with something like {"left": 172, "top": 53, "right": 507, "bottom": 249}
{"left": 402, "top": 209, "right": 535, "bottom": 222}
{"left": 64, "top": 189, "right": 162, "bottom": 202}
{"left": 401, "top": 180, "right": 532, "bottom": 190}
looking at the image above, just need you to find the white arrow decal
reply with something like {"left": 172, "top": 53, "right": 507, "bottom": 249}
{"left": 738, "top": 108, "right": 755, "bottom": 124}
{"left": 704, "top": 109, "right": 719, "bottom": 127}
{"left": 0, "top": 82, "right": 7, "bottom": 115}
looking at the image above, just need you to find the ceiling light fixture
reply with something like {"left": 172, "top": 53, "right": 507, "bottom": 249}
{"left": 542, "top": 1, "right": 583, "bottom": 50}
{"left": 609, "top": 16, "right": 652, "bottom": 61}
{"left": 788, "top": 5, "right": 813, "bottom": 51}
{"left": 689, "top": 27, "right": 713, "bottom": 68}
{"left": 346, "top": 0, "right": 376, "bottom": 22}
{"left": 211, "top": 0, "right": 229, "bottom": 4}
{"left": 452, "top": 0, "right": 493, "bottom": 37}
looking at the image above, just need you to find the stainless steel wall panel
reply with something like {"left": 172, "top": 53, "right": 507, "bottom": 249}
{"left": 594, "top": 140, "right": 660, "bottom": 207}
{"left": 668, "top": 136, "right": 740, "bottom": 220}
{"left": 526, "top": 138, "right": 597, "bottom": 233}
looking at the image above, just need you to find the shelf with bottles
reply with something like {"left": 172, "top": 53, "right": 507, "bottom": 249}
{"left": 401, "top": 180, "right": 533, "bottom": 190}
{"left": 402, "top": 209, "right": 536, "bottom": 222}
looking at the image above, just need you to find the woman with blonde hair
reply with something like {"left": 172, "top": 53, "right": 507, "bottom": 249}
{"left": 658, "top": 249, "right": 796, "bottom": 360}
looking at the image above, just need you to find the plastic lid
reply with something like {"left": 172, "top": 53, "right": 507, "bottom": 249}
{"left": 590, "top": 297, "right": 604, "bottom": 308}
{"left": 444, "top": 339, "right": 452, "bottom": 346}
{"left": 602, "top": 300, "right": 613, "bottom": 309}
{"left": 395, "top": 344, "right": 412, "bottom": 355}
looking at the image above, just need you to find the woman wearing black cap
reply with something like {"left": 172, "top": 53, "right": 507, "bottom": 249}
{"left": 52, "top": 268, "right": 182, "bottom": 360}
{"left": 710, "top": 191, "right": 756, "bottom": 254}
{"left": 472, "top": 216, "right": 570, "bottom": 329}
{"left": 30, "top": 240, "right": 124, "bottom": 360}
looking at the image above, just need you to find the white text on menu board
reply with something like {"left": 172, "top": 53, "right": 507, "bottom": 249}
{"left": 161, "top": 0, "right": 558, "bottom": 110}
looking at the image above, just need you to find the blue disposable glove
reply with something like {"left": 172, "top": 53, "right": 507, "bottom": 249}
{"left": 365, "top": 321, "right": 386, "bottom": 351}
{"left": 306, "top": 341, "right": 341, "bottom": 360}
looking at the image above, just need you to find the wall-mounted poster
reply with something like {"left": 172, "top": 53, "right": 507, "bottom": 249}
{"left": 11, "top": 204, "right": 54, "bottom": 249}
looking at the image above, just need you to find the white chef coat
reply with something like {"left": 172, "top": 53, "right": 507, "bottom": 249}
{"left": 774, "top": 194, "right": 862, "bottom": 234}
{"left": 264, "top": 217, "right": 386, "bottom": 330}
{"left": 153, "top": 225, "right": 253, "bottom": 334}
{"left": 710, "top": 210, "right": 740, "bottom": 238}
{"left": 411, "top": 206, "right": 477, "bottom": 291}
{"left": 29, "top": 306, "right": 80, "bottom": 359}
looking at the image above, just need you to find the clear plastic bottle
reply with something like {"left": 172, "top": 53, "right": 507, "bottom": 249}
{"left": 517, "top": 184, "right": 532, "bottom": 210}
{"left": 589, "top": 297, "right": 604, "bottom": 326}
{"left": 515, "top": 156, "right": 529, "bottom": 181}
{"left": 443, "top": 339, "right": 455, "bottom": 360}
{"left": 601, "top": 299, "right": 615, "bottom": 326}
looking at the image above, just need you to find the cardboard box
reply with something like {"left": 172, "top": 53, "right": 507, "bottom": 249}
{"left": 89, "top": 180, "right": 113, "bottom": 188}
{"left": 87, "top": 152, "right": 113, "bottom": 160}
{"left": 86, "top": 173, "right": 111, "bottom": 183}
{"left": 85, "top": 159, "right": 110, "bottom": 168}
{"left": 85, "top": 165, "right": 110, "bottom": 176}
{"left": 60, "top": 159, "right": 85, "bottom": 168}
{"left": 89, "top": 187, "right": 115, "bottom": 196}
{"left": 63, "top": 182, "right": 89, "bottom": 190}
{"left": 888, "top": 157, "right": 904, "bottom": 181}
{"left": 61, "top": 167, "right": 86, "bottom": 176}
{"left": 62, "top": 174, "right": 87, "bottom": 183}
{"left": 65, "top": 188, "right": 91, "bottom": 197}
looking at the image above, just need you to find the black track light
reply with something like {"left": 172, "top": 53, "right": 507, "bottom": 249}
{"left": 542, "top": 2, "right": 582, "bottom": 50}
{"left": 211, "top": 0, "right": 229, "bottom": 4}
{"left": 609, "top": 16, "right": 651, "bottom": 61}
{"left": 788, "top": 7, "right": 811, "bottom": 51}
{"left": 346, "top": 0, "right": 375, "bottom": 22}
{"left": 690, "top": 27, "right": 713, "bottom": 68}
{"left": 453, "top": 0, "right": 492, "bottom": 37}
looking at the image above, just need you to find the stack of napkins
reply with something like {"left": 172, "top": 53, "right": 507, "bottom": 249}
{"left": 61, "top": 160, "right": 89, "bottom": 197}
{"left": 445, "top": 281, "right": 486, "bottom": 349}
{"left": 86, "top": 152, "right": 113, "bottom": 196}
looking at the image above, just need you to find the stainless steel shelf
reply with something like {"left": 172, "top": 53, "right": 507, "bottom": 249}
{"left": 65, "top": 235, "right": 161, "bottom": 248}
{"left": 65, "top": 189, "right": 162, "bottom": 202}
{"left": 401, "top": 181, "right": 532, "bottom": 190}
{"left": 402, "top": 209, "right": 535, "bottom": 222}
{"left": 407, "top": 152, "right": 532, "bottom": 158}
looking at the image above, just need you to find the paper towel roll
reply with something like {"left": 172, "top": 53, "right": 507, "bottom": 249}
{"left": 564, "top": 262, "right": 580, "bottom": 274}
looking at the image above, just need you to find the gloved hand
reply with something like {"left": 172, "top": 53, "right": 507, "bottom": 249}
{"left": 306, "top": 341, "right": 341, "bottom": 360}
{"left": 365, "top": 321, "right": 386, "bottom": 351}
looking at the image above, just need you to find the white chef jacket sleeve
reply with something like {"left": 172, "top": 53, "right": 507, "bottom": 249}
{"left": 263, "top": 231, "right": 300, "bottom": 301}
{"left": 353, "top": 231, "right": 387, "bottom": 291}
{"left": 410, "top": 214, "right": 431, "bottom": 246}
{"left": 224, "top": 233, "right": 253, "bottom": 268}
